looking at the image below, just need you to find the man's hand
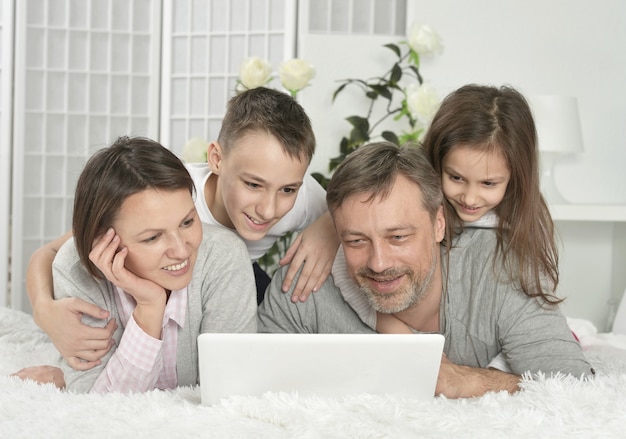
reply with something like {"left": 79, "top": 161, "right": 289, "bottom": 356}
{"left": 11, "top": 365, "right": 66, "bottom": 389}
{"left": 435, "top": 355, "right": 521, "bottom": 398}
{"left": 279, "top": 212, "right": 339, "bottom": 303}
{"left": 40, "top": 298, "right": 116, "bottom": 370}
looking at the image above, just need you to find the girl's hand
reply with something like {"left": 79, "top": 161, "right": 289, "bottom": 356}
{"left": 89, "top": 229, "right": 166, "bottom": 306}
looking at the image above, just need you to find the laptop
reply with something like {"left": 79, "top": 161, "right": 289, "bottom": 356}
{"left": 197, "top": 333, "right": 444, "bottom": 405}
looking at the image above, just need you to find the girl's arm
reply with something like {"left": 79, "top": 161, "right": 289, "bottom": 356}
{"left": 27, "top": 231, "right": 115, "bottom": 369}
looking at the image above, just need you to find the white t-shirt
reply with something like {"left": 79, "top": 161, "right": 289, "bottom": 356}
{"left": 185, "top": 163, "right": 328, "bottom": 261}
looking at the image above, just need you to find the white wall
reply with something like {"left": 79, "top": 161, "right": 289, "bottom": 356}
{"left": 404, "top": 0, "right": 626, "bottom": 205}
{"left": 299, "top": 0, "right": 626, "bottom": 330}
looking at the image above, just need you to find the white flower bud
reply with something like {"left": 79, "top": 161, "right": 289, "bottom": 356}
{"left": 407, "top": 23, "right": 443, "bottom": 56}
{"left": 239, "top": 57, "right": 273, "bottom": 89}
{"left": 182, "top": 137, "right": 208, "bottom": 163}
{"left": 278, "top": 59, "right": 316, "bottom": 93}
{"left": 406, "top": 83, "right": 440, "bottom": 123}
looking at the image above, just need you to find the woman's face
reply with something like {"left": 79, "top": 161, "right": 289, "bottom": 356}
{"left": 111, "top": 188, "right": 202, "bottom": 292}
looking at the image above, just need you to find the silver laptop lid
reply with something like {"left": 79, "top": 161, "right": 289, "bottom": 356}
{"left": 198, "top": 333, "right": 444, "bottom": 405}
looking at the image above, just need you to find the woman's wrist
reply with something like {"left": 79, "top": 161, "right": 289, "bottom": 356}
{"left": 133, "top": 299, "right": 166, "bottom": 340}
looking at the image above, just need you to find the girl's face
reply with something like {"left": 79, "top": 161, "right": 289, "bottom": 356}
{"left": 112, "top": 188, "right": 202, "bottom": 292}
{"left": 441, "top": 144, "right": 511, "bottom": 223}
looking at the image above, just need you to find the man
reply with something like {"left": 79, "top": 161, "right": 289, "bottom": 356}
{"left": 257, "top": 142, "right": 593, "bottom": 398}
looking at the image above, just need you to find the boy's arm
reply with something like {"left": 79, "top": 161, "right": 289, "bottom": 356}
{"left": 27, "top": 231, "right": 116, "bottom": 370}
{"left": 279, "top": 211, "right": 339, "bottom": 303}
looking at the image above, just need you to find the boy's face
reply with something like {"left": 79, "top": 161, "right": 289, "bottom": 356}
{"left": 210, "top": 130, "right": 309, "bottom": 241}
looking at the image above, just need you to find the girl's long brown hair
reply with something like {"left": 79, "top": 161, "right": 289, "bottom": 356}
{"left": 423, "top": 84, "right": 561, "bottom": 305}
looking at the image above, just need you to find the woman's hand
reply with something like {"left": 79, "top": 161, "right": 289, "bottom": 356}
{"left": 89, "top": 229, "right": 166, "bottom": 339}
{"left": 89, "top": 229, "right": 166, "bottom": 305}
{"left": 11, "top": 365, "right": 66, "bottom": 389}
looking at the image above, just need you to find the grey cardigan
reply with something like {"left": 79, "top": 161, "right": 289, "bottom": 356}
{"left": 54, "top": 223, "right": 257, "bottom": 393}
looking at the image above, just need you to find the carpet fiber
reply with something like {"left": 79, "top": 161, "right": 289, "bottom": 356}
{"left": 2, "top": 306, "right": 626, "bottom": 438}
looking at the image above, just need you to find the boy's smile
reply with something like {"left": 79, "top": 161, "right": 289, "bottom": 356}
{"left": 206, "top": 130, "right": 309, "bottom": 241}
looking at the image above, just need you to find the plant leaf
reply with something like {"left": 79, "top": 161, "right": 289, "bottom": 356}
{"left": 382, "top": 131, "right": 400, "bottom": 145}
{"left": 311, "top": 172, "right": 330, "bottom": 189}
{"left": 389, "top": 63, "right": 402, "bottom": 85}
{"left": 369, "top": 84, "right": 392, "bottom": 100}
{"left": 384, "top": 43, "right": 401, "bottom": 58}
{"left": 346, "top": 116, "right": 370, "bottom": 133}
{"left": 409, "top": 49, "right": 420, "bottom": 67}
{"left": 332, "top": 82, "right": 349, "bottom": 102}
{"left": 329, "top": 155, "right": 346, "bottom": 172}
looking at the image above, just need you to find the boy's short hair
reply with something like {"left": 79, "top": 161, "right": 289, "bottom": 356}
{"left": 217, "top": 87, "right": 316, "bottom": 163}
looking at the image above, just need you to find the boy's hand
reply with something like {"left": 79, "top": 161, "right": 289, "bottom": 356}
{"left": 37, "top": 297, "right": 116, "bottom": 370}
{"left": 279, "top": 212, "right": 339, "bottom": 303}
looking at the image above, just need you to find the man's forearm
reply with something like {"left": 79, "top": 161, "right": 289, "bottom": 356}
{"left": 437, "top": 360, "right": 521, "bottom": 398}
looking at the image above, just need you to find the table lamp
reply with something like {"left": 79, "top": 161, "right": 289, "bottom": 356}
{"left": 528, "top": 95, "right": 584, "bottom": 204}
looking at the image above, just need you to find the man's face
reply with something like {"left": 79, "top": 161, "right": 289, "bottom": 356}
{"left": 333, "top": 175, "right": 445, "bottom": 314}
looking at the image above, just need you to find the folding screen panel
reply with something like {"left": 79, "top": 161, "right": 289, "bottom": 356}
{"left": 3, "top": 0, "right": 294, "bottom": 310}
{"left": 0, "top": 0, "right": 14, "bottom": 308}
{"left": 9, "top": 0, "right": 162, "bottom": 310}
{"left": 306, "top": 0, "right": 406, "bottom": 35}
{"left": 161, "top": 0, "right": 296, "bottom": 156}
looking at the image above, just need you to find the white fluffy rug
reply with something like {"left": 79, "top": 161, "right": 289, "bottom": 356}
{"left": 2, "top": 306, "right": 626, "bottom": 439}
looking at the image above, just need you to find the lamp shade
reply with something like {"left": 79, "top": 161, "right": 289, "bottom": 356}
{"left": 528, "top": 95, "right": 584, "bottom": 154}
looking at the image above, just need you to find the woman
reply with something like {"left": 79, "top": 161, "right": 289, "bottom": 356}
{"left": 53, "top": 136, "right": 256, "bottom": 393}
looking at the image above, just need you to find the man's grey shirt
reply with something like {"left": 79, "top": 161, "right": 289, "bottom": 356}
{"left": 258, "top": 228, "right": 593, "bottom": 378}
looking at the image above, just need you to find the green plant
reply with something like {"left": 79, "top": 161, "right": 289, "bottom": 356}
{"left": 312, "top": 23, "right": 443, "bottom": 185}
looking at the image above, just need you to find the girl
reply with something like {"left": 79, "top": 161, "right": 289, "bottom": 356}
{"left": 340, "top": 84, "right": 561, "bottom": 334}
{"left": 53, "top": 136, "right": 257, "bottom": 393}
{"left": 423, "top": 84, "right": 559, "bottom": 304}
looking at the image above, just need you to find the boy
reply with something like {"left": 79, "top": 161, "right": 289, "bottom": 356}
{"left": 25, "top": 87, "right": 338, "bottom": 371}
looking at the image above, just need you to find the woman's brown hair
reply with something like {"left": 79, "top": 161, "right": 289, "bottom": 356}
{"left": 72, "top": 136, "right": 195, "bottom": 278}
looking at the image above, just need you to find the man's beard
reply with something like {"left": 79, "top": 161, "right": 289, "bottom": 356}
{"left": 355, "top": 249, "right": 437, "bottom": 314}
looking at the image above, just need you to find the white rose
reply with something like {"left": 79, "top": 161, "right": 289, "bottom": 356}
{"left": 239, "top": 57, "right": 272, "bottom": 89}
{"left": 278, "top": 59, "right": 315, "bottom": 93}
{"left": 406, "top": 83, "right": 440, "bottom": 123}
{"left": 407, "top": 23, "right": 443, "bottom": 56}
{"left": 182, "top": 137, "right": 208, "bottom": 163}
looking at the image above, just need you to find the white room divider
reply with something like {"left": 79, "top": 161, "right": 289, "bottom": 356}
{"left": 2, "top": 0, "right": 295, "bottom": 310}
{"left": 0, "top": 0, "right": 15, "bottom": 309}
{"left": 160, "top": 0, "right": 296, "bottom": 155}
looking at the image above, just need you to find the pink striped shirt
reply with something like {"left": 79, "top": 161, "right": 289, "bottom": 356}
{"left": 91, "top": 287, "right": 187, "bottom": 393}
